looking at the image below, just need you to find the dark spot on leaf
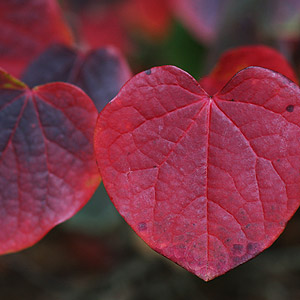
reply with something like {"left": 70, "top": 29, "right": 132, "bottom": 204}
{"left": 230, "top": 99, "right": 234, "bottom": 102}
{"left": 226, "top": 238, "right": 231, "bottom": 243}
{"left": 232, "top": 256, "right": 242, "bottom": 264}
{"left": 246, "top": 242, "right": 259, "bottom": 255}
{"left": 277, "top": 159, "right": 280, "bottom": 162}
{"left": 153, "top": 166, "right": 157, "bottom": 168}
{"left": 145, "top": 69, "right": 152, "bottom": 75}
{"left": 245, "top": 224, "right": 251, "bottom": 229}
{"left": 233, "top": 244, "right": 242, "bottom": 250}
{"left": 138, "top": 222, "right": 147, "bottom": 231}
{"left": 233, "top": 244, "right": 243, "bottom": 254}
{"left": 286, "top": 105, "right": 294, "bottom": 112}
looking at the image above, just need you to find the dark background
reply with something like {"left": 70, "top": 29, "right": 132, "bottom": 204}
{"left": 1, "top": 184, "right": 300, "bottom": 300}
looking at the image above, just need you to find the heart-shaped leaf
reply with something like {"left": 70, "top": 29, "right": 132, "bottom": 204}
{"left": 94, "top": 65, "right": 300, "bottom": 280}
{"left": 200, "top": 45, "right": 298, "bottom": 95}
{"left": 22, "top": 45, "right": 131, "bottom": 112}
{"left": 0, "top": 69, "right": 100, "bottom": 254}
{"left": 0, "top": 0, "right": 73, "bottom": 78}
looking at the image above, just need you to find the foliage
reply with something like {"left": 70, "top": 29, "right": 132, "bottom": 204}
{"left": 0, "top": 0, "right": 300, "bottom": 291}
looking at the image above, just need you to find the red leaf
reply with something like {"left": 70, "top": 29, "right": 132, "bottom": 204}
{"left": 200, "top": 45, "right": 298, "bottom": 96}
{"left": 0, "top": 0, "right": 73, "bottom": 78}
{"left": 78, "top": 3, "right": 131, "bottom": 53}
{"left": 121, "top": 0, "right": 171, "bottom": 39}
{"left": 0, "top": 69, "right": 99, "bottom": 254}
{"left": 22, "top": 45, "right": 132, "bottom": 112}
{"left": 94, "top": 65, "right": 300, "bottom": 280}
{"left": 66, "top": 0, "right": 171, "bottom": 52}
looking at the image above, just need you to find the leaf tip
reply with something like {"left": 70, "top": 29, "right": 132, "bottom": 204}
{"left": 0, "top": 69, "right": 27, "bottom": 90}
{"left": 84, "top": 174, "right": 101, "bottom": 188}
{"left": 195, "top": 267, "right": 220, "bottom": 282}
